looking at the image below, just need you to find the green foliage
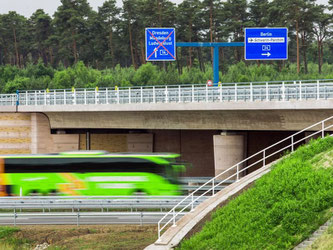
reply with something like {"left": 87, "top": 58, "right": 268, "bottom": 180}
{"left": 179, "top": 136, "right": 333, "bottom": 250}
{"left": 1, "top": 61, "right": 333, "bottom": 93}
{"left": 3, "top": 76, "right": 30, "bottom": 93}
{"left": 49, "top": 61, "right": 101, "bottom": 89}
{"left": 132, "top": 63, "right": 159, "bottom": 86}
{"left": 0, "top": 226, "right": 31, "bottom": 249}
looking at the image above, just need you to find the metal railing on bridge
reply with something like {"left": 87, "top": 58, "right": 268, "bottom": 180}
{"left": 1, "top": 79, "right": 333, "bottom": 107}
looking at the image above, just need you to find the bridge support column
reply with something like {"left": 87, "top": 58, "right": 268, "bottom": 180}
{"left": 213, "top": 133, "right": 245, "bottom": 180}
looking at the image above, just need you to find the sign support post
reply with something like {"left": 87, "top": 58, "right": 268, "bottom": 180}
{"left": 176, "top": 42, "right": 244, "bottom": 84}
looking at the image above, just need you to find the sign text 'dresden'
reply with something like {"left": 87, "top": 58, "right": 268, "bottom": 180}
{"left": 145, "top": 28, "right": 176, "bottom": 61}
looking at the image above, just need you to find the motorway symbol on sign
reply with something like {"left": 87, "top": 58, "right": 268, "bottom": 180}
{"left": 245, "top": 28, "right": 288, "bottom": 60}
{"left": 146, "top": 28, "right": 176, "bottom": 61}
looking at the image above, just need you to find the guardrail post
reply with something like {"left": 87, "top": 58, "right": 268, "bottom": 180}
{"left": 235, "top": 84, "right": 237, "bottom": 101}
{"left": 73, "top": 89, "right": 76, "bottom": 105}
{"left": 128, "top": 88, "right": 131, "bottom": 104}
{"left": 281, "top": 81, "right": 285, "bottom": 101}
{"left": 322, "top": 121, "right": 325, "bottom": 138}
{"left": 14, "top": 208, "right": 16, "bottom": 226}
{"left": 54, "top": 90, "right": 56, "bottom": 105}
{"left": 84, "top": 89, "right": 87, "bottom": 105}
{"left": 291, "top": 136, "right": 294, "bottom": 152}
{"left": 263, "top": 150, "right": 266, "bottom": 167}
{"left": 192, "top": 85, "right": 194, "bottom": 102}
{"left": 172, "top": 208, "right": 176, "bottom": 227}
{"left": 106, "top": 88, "right": 109, "bottom": 104}
{"left": 317, "top": 80, "right": 320, "bottom": 100}
{"left": 140, "top": 212, "right": 143, "bottom": 226}
{"left": 165, "top": 86, "right": 168, "bottom": 103}
{"left": 77, "top": 211, "right": 80, "bottom": 226}
{"left": 206, "top": 84, "right": 208, "bottom": 102}
{"left": 237, "top": 164, "right": 239, "bottom": 181}
{"left": 178, "top": 85, "right": 181, "bottom": 102}
{"left": 212, "top": 178, "right": 215, "bottom": 195}
{"left": 219, "top": 84, "right": 222, "bottom": 102}
{"left": 35, "top": 91, "right": 37, "bottom": 106}
{"left": 153, "top": 86, "right": 156, "bottom": 103}
{"left": 26, "top": 91, "right": 28, "bottom": 105}
{"left": 299, "top": 81, "right": 302, "bottom": 100}
{"left": 250, "top": 83, "right": 253, "bottom": 101}
{"left": 63, "top": 90, "right": 66, "bottom": 104}
{"left": 140, "top": 87, "right": 143, "bottom": 103}
{"left": 191, "top": 193, "right": 194, "bottom": 211}
{"left": 117, "top": 88, "right": 120, "bottom": 104}
{"left": 266, "top": 82, "right": 269, "bottom": 101}
{"left": 44, "top": 90, "right": 47, "bottom": 105}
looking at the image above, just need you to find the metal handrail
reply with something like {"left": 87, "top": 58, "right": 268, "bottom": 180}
{"left": 0, "top": 79, "right": 332, "bottom": 107}
{"left": 157, "top": 115, "right": 333, "bottom": 239}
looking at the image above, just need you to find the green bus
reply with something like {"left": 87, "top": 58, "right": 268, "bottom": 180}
{"left": 0, "top": 151, "right": 186, "bottom": 196}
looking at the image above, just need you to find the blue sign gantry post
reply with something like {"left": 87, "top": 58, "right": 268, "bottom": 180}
{"left": 245, "top": 28, "right": 288, "bottom": 60}
{"left": 146, "top": 28, "right": 176, "bottom": 61}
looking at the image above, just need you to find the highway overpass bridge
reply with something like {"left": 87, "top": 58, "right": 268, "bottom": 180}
{"left": 0, "top": 79, "right": 332, "bottom": 177}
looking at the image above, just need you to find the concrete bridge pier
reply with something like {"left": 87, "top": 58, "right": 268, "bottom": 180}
{"left": 213, "top": 133, "right": 246, "bottom": 180}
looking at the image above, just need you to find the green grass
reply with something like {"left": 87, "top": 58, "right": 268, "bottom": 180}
{"left": 0, "top": 225, "right": 157, "bottom": 250}
{"left": 308, "top": 222, "right": 333, "bottom": 249}
{"left": 0, "top": 226, "right": 31, "bottom": 249}
{"left": 179, "top": 136, "right": 333, "bottom": 250}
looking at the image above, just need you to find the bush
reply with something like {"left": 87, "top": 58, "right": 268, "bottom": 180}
{"left": 179, "top": 136, "right": 333, "bottom": 250}
{"left": 3, "top": 76, "right": 30, "bottom": 93}
{"left": 132, "top": 63, "right": 159, "bottom": 86}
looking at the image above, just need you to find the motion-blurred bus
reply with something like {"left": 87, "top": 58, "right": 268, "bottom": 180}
{"left": 0, "top": 151, "right": 186, "bottom": 196}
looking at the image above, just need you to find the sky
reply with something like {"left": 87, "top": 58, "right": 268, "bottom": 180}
{"left": 0, "top": 0, "right": 329, "bottom": 18}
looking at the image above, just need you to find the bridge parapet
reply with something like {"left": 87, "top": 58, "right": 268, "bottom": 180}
{"left": 0, "top": 79, "right": 332, "bottom": 110}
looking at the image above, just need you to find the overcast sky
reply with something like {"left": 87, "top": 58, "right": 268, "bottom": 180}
{"left": 0, "top": 0, "right": 329, "bottom": 18}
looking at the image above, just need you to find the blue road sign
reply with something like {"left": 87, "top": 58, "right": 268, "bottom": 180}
{"left": 245, "top": 28, "right": 288, "bottom": 60}
{"left": 146, "top": 28, "right": 176, "bottom": 61}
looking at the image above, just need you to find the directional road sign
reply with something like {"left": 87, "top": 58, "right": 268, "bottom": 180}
{"left": 146, "top": 28, "right": 176, "bottom": 61}
{"left": 245, "top": 28, "right": 288, "bottom": 60}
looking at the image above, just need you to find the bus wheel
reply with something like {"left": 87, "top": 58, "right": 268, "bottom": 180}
{"left": 49, "top": 190, "right": 59, "bottom": 196}
{"left": 29, "top": 190, "right": 41, "bottom": 196}
{"left": 132, "top": 190, "right": 148, "bottom": 196}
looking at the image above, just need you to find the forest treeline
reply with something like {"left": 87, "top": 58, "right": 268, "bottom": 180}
{"left": 1, "top": 0, "right": 333, "bottom": 91}
{"left": 2, "top": 61, "right": 333, "bottom": 93}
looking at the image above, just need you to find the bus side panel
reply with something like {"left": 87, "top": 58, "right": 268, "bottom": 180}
{"left": 79, "top": 172, "right": 180, "bottom": 196}
{"left": 5, "top": 172, "right": 181, "bottom": 196}
{"left": 6, "top": 173, "right": 63, "bottom": 196}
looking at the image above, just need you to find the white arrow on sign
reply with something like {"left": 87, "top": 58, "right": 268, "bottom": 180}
{"left": 261, "top": 52, "right": 271, "bottom": 57}
{"left": 154, "top": 48, "right": 157, "bottom": 58}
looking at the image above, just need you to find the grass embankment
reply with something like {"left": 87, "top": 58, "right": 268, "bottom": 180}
{"left": 308, "top": 222, "right": 333, "bottom": 249}
{"left": 179, "top": 136, "right": 333, "bottom": 250}
{"left": 0, "top": 225, "right": 157, "bottom": 250}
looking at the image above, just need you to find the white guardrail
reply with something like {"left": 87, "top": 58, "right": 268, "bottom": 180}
{"left": 0, "top": 212, "right": 186, "bottom": 226}
{"left": 0, "top": 196, "right": 207, "bottom": 211}
{"left": 157, "top": 116, "right": 333, "bottom": 239}
{"left": 0, "top": 79, "right": 333, "bottom": 106}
